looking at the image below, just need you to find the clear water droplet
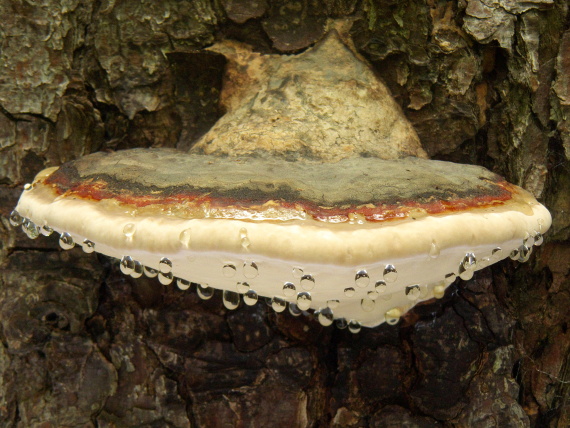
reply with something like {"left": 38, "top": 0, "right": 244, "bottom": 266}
{"left": 355, "top": 270, "right": 370, "bottom": 287}
{"left": 82, "top": 239, "right": 95, "bottom": 253}
{"left": 120, "top": 255, "right": 135, "bottom": 275}
{"left": 158, "top": 271, "right": 173, "bottom": 285}
{"left": 429, "top": 240, "right": 440, "bottom": 258}
{"left": 159, "top": 257, "right": 172, "bottom": 274}
{"left": 344, "top": 287, "right": 355, "bottom": 297}
{"left": 296, "top": 292, "right": 312, "bottom": 311}
{"left": 131, "top": 260, "right": 143, "bottom": 278}
{"left": 361, "top": 298, "right": 375, "bottom": 312}
{"left": 22, "top": 219, "right": 40, "bottom": 239}
{"left": 223, "top": 263, "right": 237, "bottom": 277}
{"left": 510, "top": 248, "right": 520, "bottom": 260}
{"left": 383, "top": 264, "right": 398, "bottom": 282}
{"left": 243, "top": 261, "right": 259, "bottom": 279}
{"left": 176, "top": 278, "right": 191, "bottom": 290}
{"left": 492, "top": 247, "right": 503, "bottom": 259}
{"left": 179, "top": 228, "right": 191, "bottom": 248}
{"left": 348, "top": 320, "right": 361, "bottom": 334}
{"left": 375, "top": 280, "right": 387, "bottom": 293}
{"left": 517, "top": 244, "right": 532, "bottom": 262}
{"left": 123, "top": 223, "right": 136, "bottom": 238}
{"left": 289, "top": 302, "right": 302, "bottom": 316}
{"left": 318, "top": 307, "right": 334, "bottom": 326}
{"left": 385, "top": 308, "right": 401, "bottom": 325}
{"left": 144, "top": 266, "right": 158, "bottom": 278}
{"left": 9, "top": 210, "right": 22, "bottom": 227}
{"left": 433, "top": 283, "right": 446, "bottom": 299}
{"left": 335, "top": 318, "right": 348, "bottom": 329}
{"left": 292, "top": 267, "right": 304, "bottom": 278}
{"left": 41, "top": 225, "right": 54, "bottom": 236}
{"left": 59, "top": 232, "right": 74, "bottom": 250}
{"left": 271, "top": 297, "right": 287, "bottom": 313}
{"left": 282, "top": 282, "right": 296, "bottom": 297}
{"left": 300, "top": 274, "right": 315, "bottom": 290}
{"left": 533, "top": 232, "right": 543, "bottom": 246}
{"left": 197, "top": 284, "right": 214, "bottom": 300}
{"left": 405, "top": 285, "right": 421, "bottom": 300}
{"left": 327, "top": 299, "right": 339, "bottom": 309}
{"left": 367, "top": 290, "right": 379, "bottom": 300}
{"left": 239, "top": 227, "right": 250, "bottom": 250}
{"left": 243, "top": 289, "right": 258, "bottom": 306}
{"left": 459, "top": 253, "right": 476, "bottom": 280}
{"left": 223, "top": 290, "right": 240, "bottom": 310}
{"left": 236, "top": 281, "right": 250, "bottom": 293}
{"left": 444, "top": 273, "right": 456, "bottom": 285}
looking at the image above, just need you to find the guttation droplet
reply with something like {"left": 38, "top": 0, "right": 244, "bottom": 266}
{"left": 282, "top": 282, "right": 296, "bottom": 297}
{"left": 41, "top": 225, "right": 54, "bottom": 236}
{"left": 131, "top": 260, "right": 143, "bottom": 278}
{"left": 492, "top": 247, "right": 503, "bottom": 259}
{"left": 236, "top": 281, "right": 250, "bottom": 293}
{"left": 355, "top": 270, "right": 370, "bottom": 287}
{"left": 9, "top": 210, "right": 23, "bottom": 227}
{"left": 405, "top": 284, "right": 421, "bottom": 300}
{"left": 82, "top": 239, "right": 95, "bottom": 253}
{"left": 59, "top": 232, "right": 74, "bottom": 250}
{"left": 22, "top": 219, "right": 40, "bottom": 239}
{"left": 433, "top": 283, "right": 446, "bottom": 299}
{"left": 23, "top": 183, "right": 32, "bottom": 191}
{"left": 385, "top": 308, "right": 402, "bottom": 325}
{"left": 243, "top": 261, "right": 259, "bottom": 279}
{"left": 243, "top": 289, "right": 258, "bottom": 306}
{"left": 239, "top": 227, "right": 250, "bottom": 250}
{"left": 459, "top": 253, "right": 477, "bottom": 280}
{"left": 123, "top": 223, "right": 136, "bottom": 238}
{"left": 375, "top": 280, "right": 387, "bottom": 293}
{"left": 296, "top": 292, "right": 312, "bottom": 311}
{"left": 361, "top": 298, "right": 375, "bottom": 312}
{"left": 292, "top": 267, "right": 304, "bottom": 278}
{"left": 429, "top": 240, "right": 440, "bottom": 258}
{"left": 158, "top": 271, "right": 173, "bottom": 285}
{"left": 517, "top": 244, "right": 532, "bottom": 263}
{"left": 344, "top": 287, "right": 355, "bottom": 297}
{"left": 223, "top": 263, "right": 237, "bottom": 278}
{"left": 159, "top": 257, "right": 173, "bottom": 274}
{"left": 144, "top": 266, "right": 158, "bottom": 278}
{"left": 533, "top": 232, "right": 544, "bottom": 246}
{"left": 289, "top": 303, "right": 302, "bottom": 316}
{"left": 271, "top": 297, "right": 287, "bottom": 313}
{"left": 348, "top": 320, "right": 361, "bottom": 334}
{"left": 318, "top": 308, "right": 334, "bottom": 326}
{"left": 383, "top": 264, "right": 398, "bottom": 282}
{"left": 444, "top": 273, "right": 456, "bottom": 285}
{"left": 120, "top": 255, "right": 135, "bottom": 275}
{"left": 177, "top": 278, "right": 191, "bottom": 290}
{"left": 179, "top": 228, "right": 191, "bottom": 248}
{"left": 223, "top": 290, "right": 240, "bottom": 310}
{"left": 197, "top": 284, "right": 214, "bottom": 300}
{"left": 300, "top": 274, "right": 315, "bottom": 291}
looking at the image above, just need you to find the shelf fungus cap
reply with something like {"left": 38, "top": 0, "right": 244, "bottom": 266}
{"left": 14, "top": 149, "right": 551, "bottom": 327}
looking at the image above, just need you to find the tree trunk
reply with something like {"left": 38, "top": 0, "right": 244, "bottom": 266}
{"left": 0, "top": 1, "right": 568, "bottom": 426}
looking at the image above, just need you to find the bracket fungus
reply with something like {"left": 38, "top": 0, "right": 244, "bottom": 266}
{"left": 12, "top": 32, "right": 551, "bottom": 330}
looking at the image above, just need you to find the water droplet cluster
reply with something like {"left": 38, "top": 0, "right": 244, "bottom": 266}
{"left": 9, "top": 207, "right": 548, "bottom": 332}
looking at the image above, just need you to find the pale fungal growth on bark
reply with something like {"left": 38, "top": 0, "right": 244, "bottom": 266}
{"left": 11, "top": 32, "right": 551, "bottom": 330}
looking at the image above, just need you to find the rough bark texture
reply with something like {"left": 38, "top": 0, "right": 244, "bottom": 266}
{"left": 0, "top": 1, "right": 568, "bottom": 427}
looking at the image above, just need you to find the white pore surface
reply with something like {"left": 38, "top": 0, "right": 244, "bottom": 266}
{"left": 16, "top": 180, "right": 552, "bottom": 327}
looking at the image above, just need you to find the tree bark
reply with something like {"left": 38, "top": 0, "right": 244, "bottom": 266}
{"left": 0, "top": 1, "right": 568, "bottom": 426}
